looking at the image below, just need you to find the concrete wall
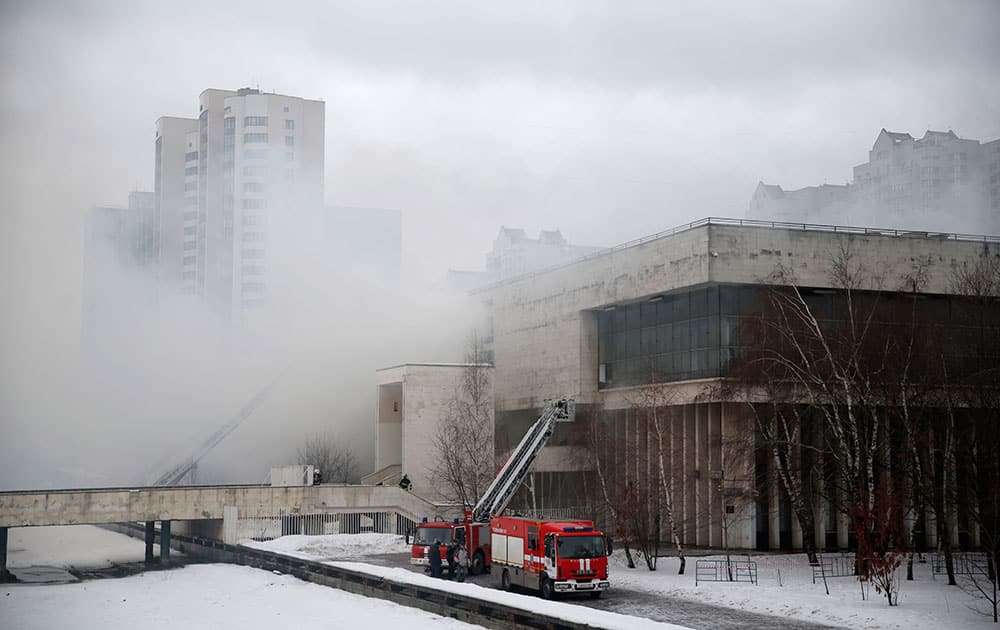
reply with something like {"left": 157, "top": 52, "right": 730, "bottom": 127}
{"left": 376, "top": 382, "right": 403, "bottom": 471}
{"left": 375, "top": 364, "right": 494, "bottom": 503}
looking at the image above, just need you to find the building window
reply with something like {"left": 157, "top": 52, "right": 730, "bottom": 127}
{"left": 244, "top": 182, "right": 266, "bottom": 193}
{"left": 243, "top": 165, "right": 267, "bottom": 177}
{"left": 244, "top": 116, "right": 269, "bottom": 127}
{"left": 285, "top": 119, "right": 295, "bottom": 130}
{"left": 183, "top": 255, "right": 196, "bottom": 266}
{"left": 242, "top": 214, "right": 264, "bottom": 227}
{"left": 241, "top": 282, "right": 265, "bottom": 293}
{"left": 183, "top": 226, "right": 197, "bottom": 235}
{"left": 184, "top": 182, "right": 198, "bottom": 191}
{"left": 185, "top": 166, "right": 198, "bottom": 176}
{"left": 285, "top": 152, "right": 294, "bottom": 162}
{"left": 242, "top": 248, "right": 265, "bottom": 260}
{"left": 224, "top": 117, "right": 236, "bottom": 129}
{"left": 241, "top": 265, "right": 266, "bottom": 276}
{"left": 242, "top": 231, "right": 265, "bottom": 242}
{"left": 183, "top": 241, "right": 196, "bottom": 251}
{"left": 185, "top": 151, "right": 199, "bottom": 162}
{"left": 284, "top": 136, "right": 295, "bottom": 147}
{"left": 242, "top": 199, "right": 267, "bottom": 209}
{"left": 243, "top": 148, "right": 268, "bottom": 160}
{"left": 243, "top": 132, "right": 268, "bottom": 144}
{"left": 283, "top": 106, "right": 289, "bottom": 112}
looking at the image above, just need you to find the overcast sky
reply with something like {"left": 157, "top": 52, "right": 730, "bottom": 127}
{"left": 1, "top": 0, "right": 998, "bottom": 486}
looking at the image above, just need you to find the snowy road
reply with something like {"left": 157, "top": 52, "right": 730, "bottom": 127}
{"left": 579, "top": 585, "right": 838, "bottom": 630}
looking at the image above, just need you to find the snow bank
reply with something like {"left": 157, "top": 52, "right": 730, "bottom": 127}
{"left": 243, "top": 532, "right": 408, "bottom": 559}
{"left": 329, "top": 560, "right": 692, "bottom": 630}
{"left": 3, "top": 563, "right": 479, "bottom": 630}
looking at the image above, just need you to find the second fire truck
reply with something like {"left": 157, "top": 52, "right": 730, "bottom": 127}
{"left": 410, "top": 399, "right": 612, "bottom": 597}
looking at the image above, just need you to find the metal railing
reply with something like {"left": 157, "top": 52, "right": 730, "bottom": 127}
{"left": 932, "top": 552, "right": 992, "bottom": 579}
{"left": 472, "top": 216, "right": 1000, "bottom": 293}
{"left": 695, "top": 558, "right": 757, "bottom": 585}
{"left": 812, "top": 554, "right": 856, "bottom": 582}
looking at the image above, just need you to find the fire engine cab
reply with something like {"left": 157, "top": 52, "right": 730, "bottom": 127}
{"left": 491, "top": 516, "right": 610, "bottom": 599}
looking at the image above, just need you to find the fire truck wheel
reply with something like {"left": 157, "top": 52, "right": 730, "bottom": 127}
{"left": 471, "top": 551, "right": 485, "bottom": 575}
{"left": 539, "top": 576, "right": 555, "bottom": 600}
{"left": 501, "top": 569, "right": 512, "bottom": 591}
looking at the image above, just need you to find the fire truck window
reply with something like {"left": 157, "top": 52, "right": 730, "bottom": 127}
{"left": 454, "top": 527, "right": 466, "bottom": 545}
{"left": 544, "top": 535, "right": 553, "bottom": 560}
{"left": 528, "top": 526, "right": 538, "bottom": 550}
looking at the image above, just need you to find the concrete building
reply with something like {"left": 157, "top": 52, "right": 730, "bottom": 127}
{"left": 749, "top": 128, "right": 1000, "bottom": 235}
{"left": 155, "top": 88, "right": 325, "bottom": 325}
{"left": 82, "top": 191, "right": 158, "bottom": 348}
{"left": 466, "top": 217, "right": 999, "bottom": 551}
{"left": 374, "top": 364, "right": 494, "bottom": 502}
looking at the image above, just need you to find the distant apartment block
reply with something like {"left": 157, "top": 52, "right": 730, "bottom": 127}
{"left": 749, "top": 129, "right": 1000, "bottom": 234}
{"left": 82, "top": 191, "right": 157, "bottom": 345}
{"left": 155, "top": 88, "right": 325, "bottom": 325}
{"left": 448, "top": 227, "right": 603, "bottom": 291}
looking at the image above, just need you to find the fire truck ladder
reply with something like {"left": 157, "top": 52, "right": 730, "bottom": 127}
{"left": 471, "top": 398, "right": 575, "bottom": 523}
{"left": 151, "top": 370, "right": 285, "bottom": 486}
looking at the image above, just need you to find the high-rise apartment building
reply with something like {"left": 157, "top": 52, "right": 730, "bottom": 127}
{"left": 749, "top": 129, "right": 1000, "bottom": 234}
{"left": 82, "top": 191, "right": 157, "bottom": 348}
{"left": 155, "top": 88, "right": 325, "bottom": 325}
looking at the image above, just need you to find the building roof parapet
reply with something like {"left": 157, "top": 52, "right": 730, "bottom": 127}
{"left": 472, "top": 217, "right": 1000, "bottom": 293}
{"left": 376, "top": 362, "right": 493, "bottom": 372}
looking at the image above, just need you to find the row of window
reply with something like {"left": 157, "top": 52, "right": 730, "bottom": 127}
{"left": 244, "top": 182, "right": 266, "bottom": 193}
{"left": 185, "top": 151, "right": 198, "bottom": 162}
{"left": 244, "top": 132, "right": 268, "bottom": 144}
{"left": 242, "top": 199, "right": 267, "bottom": 209}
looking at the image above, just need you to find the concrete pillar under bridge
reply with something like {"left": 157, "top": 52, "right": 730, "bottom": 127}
{"left": 0, "top": 526, "right": 12, "bottom": 582}
{"left": 142, "top": 520, "right": 171, "bottom": 564}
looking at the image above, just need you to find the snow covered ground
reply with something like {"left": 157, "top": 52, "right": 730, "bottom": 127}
{"left": 8, "top": 524, "right": 165, "bottom": 570}
{"left": 3, "top": 564, "right": 480, "bottom": 630}
{"left": 608, "top": 552, "right": 996, "bottom": 630}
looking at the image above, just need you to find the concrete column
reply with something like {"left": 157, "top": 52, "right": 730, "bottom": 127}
{"left": 145, "top": 521, "right": 156, "bottom": 563}
{"left": 160, "top": 521, "right": 171, "bottom": 564}
{"left": 0, "top": 527, "right": 11, "bottom": 582}
{"left": 684, "top": 405, "right": 697, "bottom": 544}
{"left": 813, "top": 431, "right": 826, "bottom": 551}
{"left": 790, "top": 443, "right": 803, "bottom": 550}
{"left": 925, "top": 505, "right": 938, "bottom": 549}
{"left": 769, "top": 464, "right": 781, "bottom": 550}
{"left": 708, "top": 402, "right": 723, "bottom": 548}
{"left": 695, "top": 404, "right": 709, "bottom": 546}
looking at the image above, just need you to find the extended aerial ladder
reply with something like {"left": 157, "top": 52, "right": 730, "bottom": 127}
{"left": 471, "top": 398, "right": 575, "bottom": 523}
{"left": 151, "top": 370, "right": 286, "bottom": 486}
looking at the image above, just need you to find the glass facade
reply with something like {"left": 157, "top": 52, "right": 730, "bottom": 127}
{"left": 597, "top": 283, "right": 1000, "bottom": 389}
{"left": 596, "top": 284, "right": 763, "bottom": 388}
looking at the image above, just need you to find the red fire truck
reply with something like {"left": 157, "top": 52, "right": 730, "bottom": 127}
{"left": 409, "top": 399, "right": 613, "bottom": 597}
{"left": 409, "top": 513, "right": 491, "bottom": 575}
{"left": 491, "top": 516, "right": 611, "bottom": 598}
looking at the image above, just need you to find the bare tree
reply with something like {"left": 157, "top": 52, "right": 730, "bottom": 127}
{"left": 297, "top": 434, "right": 358, "bottom": 483}
{"left": 429, "top": 333, "right": 495, "bottom": 508}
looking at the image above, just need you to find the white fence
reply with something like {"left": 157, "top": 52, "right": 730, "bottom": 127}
{"left": 232, "top": 508, "right": 418, "bottom": 544}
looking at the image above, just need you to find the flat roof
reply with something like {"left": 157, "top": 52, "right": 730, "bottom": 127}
{"left": 473, "top": 216, "right": 1000, "bottom": 293}
{"left": 376, "top": 362, "right": 493, "bottom": 372}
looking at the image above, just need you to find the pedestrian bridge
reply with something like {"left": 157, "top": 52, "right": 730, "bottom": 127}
{"left": 0, "top": 483, "right": 457, "bottom": 580}
{"left": 0, "top": 483, "right": 451, "bottom": 528}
